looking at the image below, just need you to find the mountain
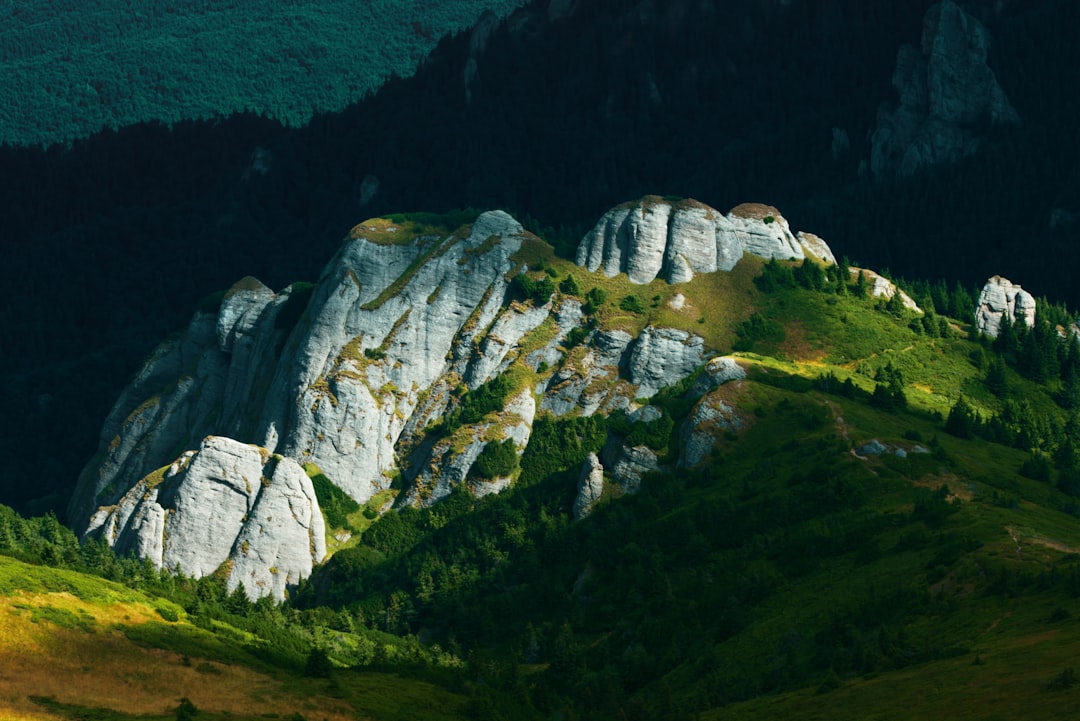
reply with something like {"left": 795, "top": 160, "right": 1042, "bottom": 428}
{"left": 7, "top": 196, "right": 1080, "bottom": 718}
{"left": 3, "top": 0, "right": 1078, "bottom": 518}
{"left": 70, "top": 198, "right": 842, "bottom": 599}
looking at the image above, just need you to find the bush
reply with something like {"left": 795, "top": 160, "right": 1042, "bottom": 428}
{"left": 619, "top": 293, "right": 647, "bottom": 313}
{"left": 472, "top": 439, "right": 519, "bottom": 479}
{"left": 176, "top": 697, "right": 200, "bottom": 720}
{"left": 559, "top": 274, "right": 581, "bottom": 295}
{"left": 305, "top": 648, "right": 333, "bottom": 678}
{"left": 511, "top": 274, "right": 555, "bottom": 304}
{"left": 444, "top": 375, "right": 515, "bottom": 433}
{"left": 733, "top": 314, "right": 786, "bottom": 351}
{"left": 308, "top": 467, "right": 361, "bottom": 530}
{"left": 156, "top": 605, "right": 180, "bottom": 623}
{"left": 584, "top": 287, "right": 608, "bottom": 314}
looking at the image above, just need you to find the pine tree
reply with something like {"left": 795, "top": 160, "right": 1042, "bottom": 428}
{"left": 945, "top": 397, "right": 979, "bottom": 439}
{"left": 985, "top": 356, "right": 1009, "bottom": 397}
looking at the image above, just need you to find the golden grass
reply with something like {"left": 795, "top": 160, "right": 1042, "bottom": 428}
{"left": 0, "top": 591, "right": 356, "bottom": 721}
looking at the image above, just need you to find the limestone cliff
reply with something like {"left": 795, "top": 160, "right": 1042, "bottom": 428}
{"left": 575, "top": 197, "right": 833, "bottom": 285}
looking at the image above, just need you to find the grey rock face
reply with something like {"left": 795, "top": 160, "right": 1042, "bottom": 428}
{"left": 681, "top": 397, "right": 743, "bottom": 469}
{"left": 75, "top": 211, "right": 529, "bottom": 526}
{"left": 723, "top": 204, "right": 805, "bottom": 262}
{"left": 539, "top": 329, "right": 635, "bottom": 416}
{"left": 975, "top": 275, "right": 1037, "bottom": 338}
{"left": 604, "top": 443, "right": 660, "bottom": 494}
{"left": 69, "top": 276, "right": 294, "bottom": 526}
{"left": 576, "top": 197, "right": 832, "bottom": 285}
{"left": 682, "top": 356, "right": 747, "bottom": 468}
{"left": 628, "top": 326, "right": 707, "bottom": 398}
{"left": 797, "top": 232, "right": 837, "bottom": 266}
{"left": 73, "top": 199, "right": 875, "bottom": 591}
{"left": 871, "top": 0, "right": 1019, "bottom": 177}
{"left": 86, "top": 436, "right": 325, "bottom": 601}
{"left": 404, "top": 388, "right": 536, "bottom": 507}
{"left": 572, "top": 452, "right": 605, "bottom": 520}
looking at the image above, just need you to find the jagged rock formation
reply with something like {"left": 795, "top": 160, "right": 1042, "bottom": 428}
{"left": 975, "top": 275, "right": 1036, "bottom": 338}
{"left": 682, "top": 357, "right": 747, "bottom": 469}
{"left": 85, "top": 436, "right": 325, "bottom": 600}
{"left": 575, "top": 197, "right": 834, "bottom": 285}
{"left": 870, "top": 0, "right": 1019, "bottom": 177}
{"left": 69, "top": 199, "right": 880, "bottom": 598}
{"left": 572, "top": 452, "right": 605, "bottom": 520}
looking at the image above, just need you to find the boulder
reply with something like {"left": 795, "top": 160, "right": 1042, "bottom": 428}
{"left": 627, "top": 326, "right": 707, "bottom": 398}
{"left": 975, "top": 275, "right": 1036, "bottom": 338}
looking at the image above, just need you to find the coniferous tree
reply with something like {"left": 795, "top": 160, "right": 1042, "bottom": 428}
{"left": 945, "top": 397, "right": 979, "bottom": 439}
{"left": 949, "top": 283, "right": 975, "bottom": 322}
{"left": 985, "top": 356, "right": 1009, "bottom": 398}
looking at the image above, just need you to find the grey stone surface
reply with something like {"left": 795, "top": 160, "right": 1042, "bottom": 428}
{"left": 572, "top": 452, "right": 605, "bottom": 520}
{"left": 628, "top": 326, "right": 707, "bottom": 398}
{"left": 975, "top": 275, "right": 1036, "bottom": 338}
{"left": 576, "top": 197, "right": 833, "bottom": 284}
{"left": 86, "top": 436, "right": 325, "bottom": 601}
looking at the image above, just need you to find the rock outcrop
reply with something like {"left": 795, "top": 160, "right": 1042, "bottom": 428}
{"left": 682, "top": 357, "right": 747, "bottom": 468}
{"left": 974, "top": 275, "right": 1036, "bottom": 338}
{"left": 576, "top": 197, "right": 832, "bottom": 285}
{"left": 851, "top": 268, "right": 922, "bottom": 313}
{"left": 628, "top": 326, "right": 707, "bottom": 399}
{"left": 870, "top": 0, "right": 1019, "bottom": 177}
{"left": 69, "top": 199, "right": 888, "bottom": 599}
{"left": 572, "top": 452, "right": 605, "bottom": 520}
{"left": 85, "top": 436, "right": 325, "bottom": 601}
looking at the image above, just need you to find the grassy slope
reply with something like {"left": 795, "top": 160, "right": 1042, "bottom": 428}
{"left": 0, "top": 0, "right": 526, "bottom": 148}
{"left": 0, "top": 556, "right": 469, "bottom": 721}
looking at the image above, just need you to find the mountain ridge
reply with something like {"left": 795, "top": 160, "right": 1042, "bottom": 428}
{"left": 70, "top": 194, "right": 1064, "bottom": 602}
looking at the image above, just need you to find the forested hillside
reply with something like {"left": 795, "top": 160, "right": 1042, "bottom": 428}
{"left": 0, "top": 0, "right": 526, "bottom": 147}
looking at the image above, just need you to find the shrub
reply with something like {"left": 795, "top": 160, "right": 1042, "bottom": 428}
{"left": 307, "top": 467, "right": 361, "bottom": 530}
{"left": 511, "top": 274, "right": 555, "bottom": 304}
{"left": 733, "top": 314, "right": 786, "bottom": 351}
{"left": 305, "top": 648, "right": 333, "bottom": 678}
{"left": 583, "top": 287, "right": 608, "bottom": 314}
{"left": 619, "top": 294, "right": 647, "bottom": 314}
{"left": 559, "top": 274, "right": 582, "bottom": 295}
{"left": 156, "top": 605, "right": 179, "bottom": 623}
{"left": 472, "top": 439, "right": 519, "bottom": 479}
